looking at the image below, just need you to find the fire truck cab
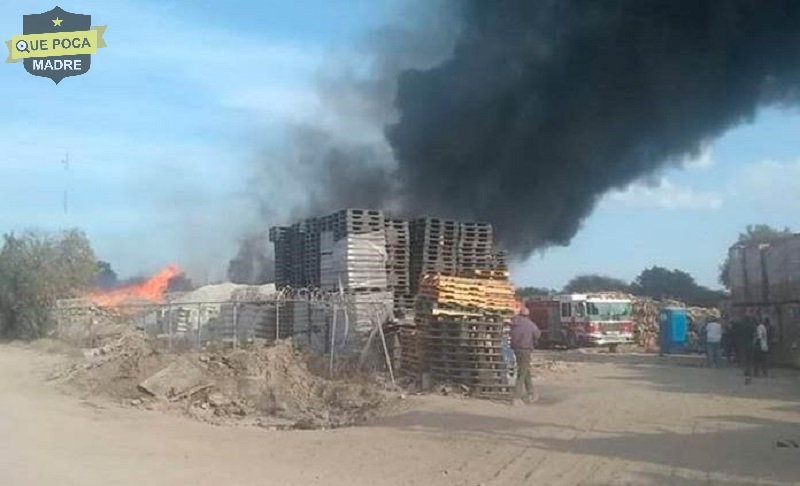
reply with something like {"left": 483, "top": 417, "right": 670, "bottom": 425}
{"left": 526, "top": 293, "right": 634, "bottom": 350}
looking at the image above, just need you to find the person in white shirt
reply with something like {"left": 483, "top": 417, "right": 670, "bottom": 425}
{"left": 753, "top": 318, "right": 770, "bottom": 377}
{"left": 705, "top": 320, "right": 722, "bottom": 367}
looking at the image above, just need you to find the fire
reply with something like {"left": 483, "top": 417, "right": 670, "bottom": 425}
{"left": 91, "top": 264, "right": 180, "bottom": 307}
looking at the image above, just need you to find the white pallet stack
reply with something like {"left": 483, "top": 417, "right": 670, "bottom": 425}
{"left": 320, "top": 230, "right": 389, "bottom": 291}
{"left": 320, "top": 229, "right": 393, "bottom": 334}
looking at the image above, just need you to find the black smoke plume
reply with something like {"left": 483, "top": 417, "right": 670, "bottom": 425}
{"left": 388, "top": 0, "right": 800, "bottom": 258}
{"left": 234, "top": 0, "right": 800, "bottom": 280}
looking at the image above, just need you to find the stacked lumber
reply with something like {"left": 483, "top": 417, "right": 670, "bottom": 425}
{"left": 632, "top": 297, "right": 659, "bottom": 350}
{"left": 416, "top": 273, "right": 516, "bottom": 315}
{"left": 687, "top": 306, "right": 721, "bottom": 324}
{"left": 632, "top": 296, "right": 720, "bottom": 351}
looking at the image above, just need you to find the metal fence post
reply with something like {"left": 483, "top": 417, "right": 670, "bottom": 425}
{"left": 329, "top": 303, "right": 338, "bottom": 377}
{"left": 168, "top": 306, "right": 173, "bottom": 350}
{"left": 56, "top": 302, "right": 62, "bottom": 340}
{"left": 89, "top": 316, "right": 95, "bottom": 347}
{"left": 197, "top": 303, "right": 202, "bottom": 350}
{"left": 252, "top": 304, "right": 257, "bottom": 343}
{"left": 233, "top": 303, "right": 239, "bottom": 350}
{"left": 276, "top": 295, "right": 281, "bottom": 341}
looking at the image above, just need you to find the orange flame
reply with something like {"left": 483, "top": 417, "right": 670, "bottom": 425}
{"left": 91, "top": 264, "right": 180, "bottom": 307}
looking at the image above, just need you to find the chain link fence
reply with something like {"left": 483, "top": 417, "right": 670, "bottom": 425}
{"left": 53, "top": 289, "right": 399, "bottom": 377}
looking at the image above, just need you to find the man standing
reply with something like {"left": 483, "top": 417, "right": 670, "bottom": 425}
{"left": 753, "top": 317, "right": 770, "bottom": 377}
{"left": 722, "top": 319, "right": 736, "bottom": 365}
{"left": 510, "top": 306, "right": 541, "bottom": 404}
{"left": 705, "top": 319, "right": 722, "bottom": 367}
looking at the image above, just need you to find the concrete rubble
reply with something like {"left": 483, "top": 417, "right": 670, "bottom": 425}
{"left": 137, "top": 358, "right": 209, "bottom": 401}
{"left": 50, "top": 328, "right": 397, "bottom": 429}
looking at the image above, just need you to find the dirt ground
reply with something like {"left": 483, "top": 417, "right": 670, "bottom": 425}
{"left": 1, "top": 344, "right": 798, "bottom": 486}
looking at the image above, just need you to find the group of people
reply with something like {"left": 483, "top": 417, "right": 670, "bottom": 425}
{"left": 704, "top": 309, "right": 771, "bottom": 383}
{"left": 509, "top": 306, "right": 776, "bottom": 405}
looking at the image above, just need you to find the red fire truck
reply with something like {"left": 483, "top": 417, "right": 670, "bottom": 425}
{"left": 526, "top": 293, "right": 634, "bottom": 350}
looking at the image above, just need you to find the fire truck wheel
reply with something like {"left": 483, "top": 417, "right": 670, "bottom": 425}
{"left": 566, "top": 331, "right": 578, "bottom": 350}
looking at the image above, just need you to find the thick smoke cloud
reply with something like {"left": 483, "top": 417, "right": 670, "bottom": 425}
{"left": 388, "top": 0, "right": 800, "bottom": 258}
{"left": 234, "top": 0, "right": 800, "bottom": 281}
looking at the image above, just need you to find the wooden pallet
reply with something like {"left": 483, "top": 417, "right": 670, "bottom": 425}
{"left": 429, "top": 360, "right": 507, "bottom": 370}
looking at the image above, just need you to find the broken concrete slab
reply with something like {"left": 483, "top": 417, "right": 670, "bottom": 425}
{"left": 207, "top": 391, "right": 232, "bottom": 408}
{"left": 138, "top": 359, "right": 210, "bottom": 401}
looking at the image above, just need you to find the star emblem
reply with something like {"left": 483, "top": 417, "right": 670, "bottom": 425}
{"left": 52, "top": 17, "right": 63, "bottom": 27}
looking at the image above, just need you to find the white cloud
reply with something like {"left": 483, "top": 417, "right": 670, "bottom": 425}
{"left": 604, "top": 177, "right": 723, "bottom": 210}
{"left": 220, "top": 86, "right": 321, "bottom": 124}
{"left": 682, "top": 145, "right": 714, "bottom": 170}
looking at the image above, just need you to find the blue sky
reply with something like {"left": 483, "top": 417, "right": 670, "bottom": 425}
{"left": 1, "top": 1, "right": 798, "bottom": 288}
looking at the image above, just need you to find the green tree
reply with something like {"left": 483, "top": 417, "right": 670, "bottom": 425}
{"left": 515, "top": 286, "right": 554, "bottom": 299}
{"left": 719, "top": 224, "right": 792, "bottom": 288}
{"left": 632, "top": 266, "right": 726, "bottom": 306}
{"left": 0, "top": 229, "right": 97, "bottom": 339}
{"left": 632, "top": 266, "right": 696, "bottom": 300}
{"left": 95, "top": 260, "right": 118, "bottom": 289}
{"left": 563, "top": 274, "right": 630, "bottom": 294}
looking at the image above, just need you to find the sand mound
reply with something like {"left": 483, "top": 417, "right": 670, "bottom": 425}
{"left": 50, "top": 332, "right": 393, "bottom": 429}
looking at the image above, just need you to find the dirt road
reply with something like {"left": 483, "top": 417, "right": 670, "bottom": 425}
{"left": 1, "top": 345, "right": 798, "bottom": 485}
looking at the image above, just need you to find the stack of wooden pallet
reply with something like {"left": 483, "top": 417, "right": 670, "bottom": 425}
{"left": 302, "top": 217, "right": 321, "bottom": 288}
{"left": 385, "top": 218, "right": 413, "bottom": 314}
{"left": 423, "top": 313, "right": 510, "bottom": 398}
{"left": 417, "top": 273, "right": 516, "bottom": 315}
{"left": 268, "top": 221, "right": 317, "bottom": 288}
{"left": 398, "top": 326, "right": 424, "bottom": 373}
{"left": 408, "top": 273, "right": 516, "bottom": 398}
{"left": 457, "top": 222, "right": 493, "bottom": 274}
{"left": 410, "top": 218, "right": 460, "bottom": 295}
{"left": 489, "top": 250, "right": 508, "bottom": 271}
{"left": 268, "top": 226, "right": 292, "bottom": 288}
